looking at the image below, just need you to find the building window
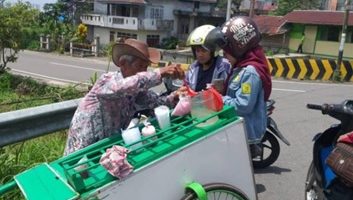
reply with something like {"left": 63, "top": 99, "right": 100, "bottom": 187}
{"left": 147, "top": 35, "right": 160, "bottom": 47}
{"left": 181, "top": 24, "right": 189, "bottom": 34}
{"left": 117, "top": 32, "right": 137, "bottom": 40}
{"left": 319, "top": 26, "right": 340, "bottom": 42}
{"left": 150, "top": 7, "right": 163, "bottom": 19}
{"left": 346, "top": 28, "right": 353, "bottom": 43}
{"left": 336, "top": 0, "right": 345, "bottom": 10}
{"left": 111, "top": 5, "right": 138, "bottom": 17}
{"left": 110, "top": 31, "right": 115, "bottom": 42}
{"left": 194, "top": 1, "right": 200, "bottom": 9}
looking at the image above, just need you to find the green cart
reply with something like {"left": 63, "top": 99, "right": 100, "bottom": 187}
{"left": 0, "top": 105, "right": 257, "bottom": 200}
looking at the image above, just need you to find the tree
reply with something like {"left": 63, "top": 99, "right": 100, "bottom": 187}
{"left": 0, "top": 2, "right": 39, "bottom": 73}
{"left": 299, "top": 0, "right": 321, "bottom": 10}
{"left": 57, "top": 0, "right": 93, "bottom": 26}
{"left": 273, "top": 0, "right": 321, "bottom": 16}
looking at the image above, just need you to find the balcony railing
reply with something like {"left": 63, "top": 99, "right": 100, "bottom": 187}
{"left": 81, "top": 14, "right": 173, "bottom": 31}
{"left": 138, "top": 19, "right": 174, "bottom": 30}
{"left": 81, "top": 14, "right": 138, "bottom": 30}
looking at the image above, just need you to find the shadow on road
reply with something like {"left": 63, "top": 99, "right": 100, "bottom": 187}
{"left": 255, "top": 184, "right": 266, "bottom": 193}
{"left": 254, "top": 166, "right": 292, "bottom": 175}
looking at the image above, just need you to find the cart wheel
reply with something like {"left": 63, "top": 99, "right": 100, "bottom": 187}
{"left": 181, "top": 182, "right": 249, "bottom": 200}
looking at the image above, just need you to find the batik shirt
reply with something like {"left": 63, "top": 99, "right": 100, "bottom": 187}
{"left": 64, "top": 70, "right": 175, "bottom": 155}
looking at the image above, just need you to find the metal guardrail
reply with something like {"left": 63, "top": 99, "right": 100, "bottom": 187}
{"left": 0, "top": 98, "right": 81, "bottom": 148}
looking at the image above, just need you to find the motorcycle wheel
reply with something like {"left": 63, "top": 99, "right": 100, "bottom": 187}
{"left": 305, "top": 162, "right": 324, "bottom": 200}
{"left": 252, "top": 132, "right": 280, "bottom": 169}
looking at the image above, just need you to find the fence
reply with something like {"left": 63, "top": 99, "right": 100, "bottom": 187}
{"left": 70, "top": 37, "right": 100, "bottom": 57}
{"left": 0, "top": 98, "right": 81, "bottom": 148}
{"left": 39, "top": 34, "right": 51, "bottom": 51}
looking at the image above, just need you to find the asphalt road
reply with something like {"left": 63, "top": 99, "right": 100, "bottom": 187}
{"left": 7, "top": 50, "right": 353, "bottom": 200}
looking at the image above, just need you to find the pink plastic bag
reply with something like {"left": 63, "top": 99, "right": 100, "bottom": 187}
{"left": 171, "top": 95, "right": 192, "bottom": 116}
{"left": 99, "top": 145, "right": 133, "bottom": 179}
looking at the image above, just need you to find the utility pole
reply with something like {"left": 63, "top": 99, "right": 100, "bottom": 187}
{"left": 226, "top": 0, "right": 232, "bottom": 21}
{"left": 249, "top": 0, "right": 255, "bottom": 18}
{"left": 334, "top": 0, "right": 351, "bottom": 80}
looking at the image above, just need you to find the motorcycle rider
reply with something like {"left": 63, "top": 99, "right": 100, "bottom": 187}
{"left": 205, "top": 16, "right": 272, "bottom": 156}
{"left": 164, "top": 25, "right": 231, "bottom": 93}
{"left": 184, "top": 24, "right": 231, "bottom": 92}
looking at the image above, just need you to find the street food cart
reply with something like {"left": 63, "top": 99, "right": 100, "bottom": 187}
{"left": 0, "top": 105, "right": 257, "bottom": 200}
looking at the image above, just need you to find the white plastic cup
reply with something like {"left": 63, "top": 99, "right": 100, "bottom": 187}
{"left": 154, "top": 105, "right": 171, "bottom": 130}
{"left": 121, "top": 127, "right": 142, "bottom": 150}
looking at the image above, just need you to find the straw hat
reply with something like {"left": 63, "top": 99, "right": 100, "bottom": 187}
{"left": 112, "top": 38, "right": 160, "bottom": 66}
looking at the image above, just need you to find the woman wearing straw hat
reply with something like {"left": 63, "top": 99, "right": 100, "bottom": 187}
{"left": 64, "top": 38, "right": 184, "bottom": 155}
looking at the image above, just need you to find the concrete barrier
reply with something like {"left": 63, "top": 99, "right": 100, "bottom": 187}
{"left": 152, "top": 58, "right": 353, "bottom": 82}
{"left": 267, "top": 58, "right": 353, "bottom": 81}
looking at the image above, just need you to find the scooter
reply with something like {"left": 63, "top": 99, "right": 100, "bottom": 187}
{"left": 305, "top": 100, "right": 353, "bottom": 200}
{"left": 252, "top": 99, "right": 290, "bottom": 169}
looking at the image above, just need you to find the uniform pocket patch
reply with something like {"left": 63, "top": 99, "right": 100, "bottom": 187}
{"left": 241, "top": 83, "right": 251, "bottom": 94}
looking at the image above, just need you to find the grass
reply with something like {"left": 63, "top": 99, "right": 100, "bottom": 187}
{"left": 0, "top": 72, "right": 85, "bottom": 199}
{"left": 0, "top": 132, "right": 67, "bottom": 200}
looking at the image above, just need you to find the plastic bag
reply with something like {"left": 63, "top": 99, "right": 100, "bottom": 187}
{"left": 171, "top": 95, "right": 192, "bottom": 116}
{"left": 186, "top": 85, "right": 198, "bottom": 97}
{"left": 100, "top": 145, "right": 134, "bottom": 179}
{"left": 202, "top": 86, "right": 223, "bottom": 112}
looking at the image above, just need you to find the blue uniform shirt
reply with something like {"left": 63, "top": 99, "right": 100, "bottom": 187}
{"left": 223, "top": 65, "right": 267, "bottom": 144}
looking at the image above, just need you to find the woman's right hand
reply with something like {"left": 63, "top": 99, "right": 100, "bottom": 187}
{"left": 160, "top": 64, "right": 185, "bottom": 80}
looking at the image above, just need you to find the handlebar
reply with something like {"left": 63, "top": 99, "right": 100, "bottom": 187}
{"left": 306, "top": 104, "right": 323, "bottom": 111}
{"left": 306, "top": 100, "right": 353, "bottom": 132}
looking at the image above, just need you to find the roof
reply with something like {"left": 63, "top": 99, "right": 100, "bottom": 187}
{"left": 253, "top": 15, "right": 287, "bottom": 35}
{"left": 284, "top": 10, "right": 353, "bottom": 26}
{"left": 97, "top": 0, "right": 146, "bottom": 4}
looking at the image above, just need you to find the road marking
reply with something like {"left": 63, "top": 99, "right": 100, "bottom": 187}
{"left": 273, "top": 79, "right": 353, "bottom": 87}
{"left": 11, "top": 69, "right": 89, "bottom": 85}
{"left": 273, "top": 88, "right": 306, "bottom": 93}
{"left": 50, "top": 62, "right": 106, "bottom": 72}
{"left": 22, "top": 50, "right": 109, "bottom": 65}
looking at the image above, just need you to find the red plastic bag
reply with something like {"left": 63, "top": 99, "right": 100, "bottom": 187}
{"left": 186, "top": 85, "right": 197, "bottom": 97}
{"left": 201, "top": 86, "right": 223, "bottom": 112}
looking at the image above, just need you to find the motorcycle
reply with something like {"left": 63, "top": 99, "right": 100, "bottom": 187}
{"left": 305, "top": 100, "right": 353, "bottom": 200}
{"left": 252, "top": 99, "right": 290, "bottom": 169}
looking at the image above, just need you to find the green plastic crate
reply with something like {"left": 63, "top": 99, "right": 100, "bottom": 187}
{"left": 8, "top": 105, "right": 238, "bottom": 198}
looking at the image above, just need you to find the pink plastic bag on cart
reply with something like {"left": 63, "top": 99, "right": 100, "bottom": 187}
{"left": 171, "top": 95, "right": 192, "bottom": 116}
{"left": 100, "top": 145, "right": 133, "bottom": 179}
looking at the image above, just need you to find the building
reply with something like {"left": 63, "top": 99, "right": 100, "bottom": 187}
{"left": 253, "top": 15, "right": 288, "bottom": 53}
{"left": 285, "top": 10, "right": 353, "bottom": 58}
{"left": 239, "top": 0, "right": 277, "bottom": 15}
{"left": 320, "top": 0, "right": 348, "bottom": 11}
{"left": 80, "top": 0, "right": 224, "bottom": 47}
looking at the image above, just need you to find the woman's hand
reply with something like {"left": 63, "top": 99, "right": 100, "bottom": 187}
{"left": 160, "top": 64, "right": 185, "bottom": 80}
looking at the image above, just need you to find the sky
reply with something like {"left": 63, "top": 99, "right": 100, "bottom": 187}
{"left": 6, "top": 0, "right": 57, "bottom": 9}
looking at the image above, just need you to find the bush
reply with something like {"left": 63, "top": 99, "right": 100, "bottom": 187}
{"left": 100, "top": 42, "right": 115, "bottom": 57}
{"left": 26, "top": 40, "right": 40, "bottom": 50}
{"left": 0, "top": 72, "right": 85, "bottom": 112}
{"left": 160, "top": 36, "right": 179, "bottom": 49}
{"left": 0, "top": 73, "right": 85, "bottom": 199}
